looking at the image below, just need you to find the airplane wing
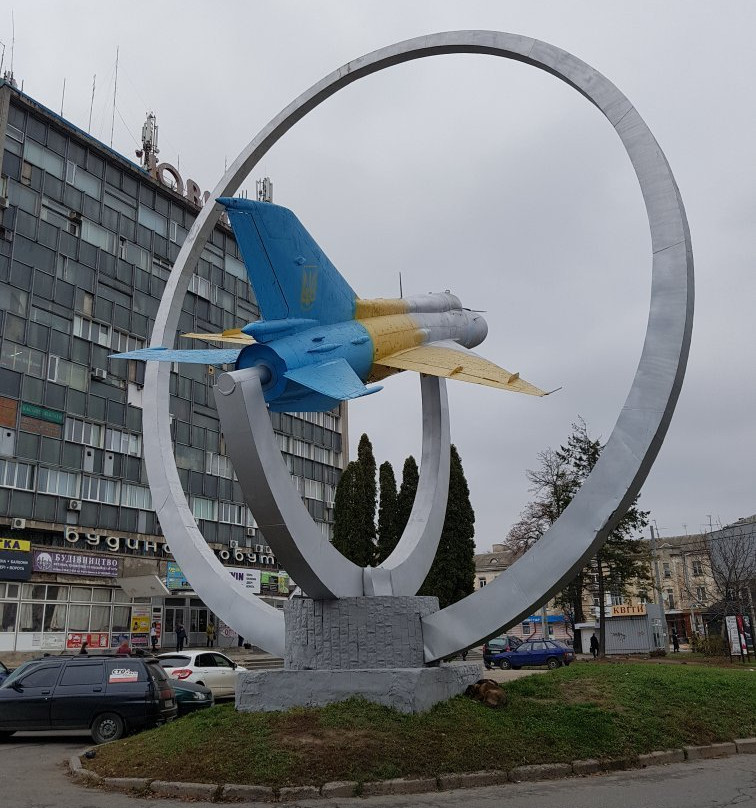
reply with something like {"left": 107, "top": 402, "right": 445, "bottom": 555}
{"left": 182, "top": 329, "right": 254, "bottom": 346}
{"left": 374, "top": 340, "right": 548, "bottom": 396}
{"left": 110, "top": 347, "right": 242, "bottom": 365}
{"left": 284, "top": 358, "right": 382, "bottom": 401}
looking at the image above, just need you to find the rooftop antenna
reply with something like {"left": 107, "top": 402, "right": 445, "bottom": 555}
{"left": 110, "top": 46, "right": 119, "bottom": 148}
{"left": 0, "top": 41, "right": 5, "bottom": 75}
{"left": 135, "top": 111, "right": 159, "bottom": 170}
{"left": 10, "top": 10, "right": 14, "bottom": 75}
{"left": 88, "top": 74, "right": 96, "bottom": 132}
{"left": 256, "top": 177, "right": 273, "bottom": 203}
{"left": 399, "top": 271, "right": 403, "bottom": 297}
{"left": 60, "top": 77, "right": 66, "bottom": 116}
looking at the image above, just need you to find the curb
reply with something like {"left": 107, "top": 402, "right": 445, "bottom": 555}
{"left": 71, "top": 738, "right": 756, "bottom": 801}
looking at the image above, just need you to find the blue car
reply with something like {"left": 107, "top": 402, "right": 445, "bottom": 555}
{"left": 489, "top": 639, "right": 575, "bottom": 670}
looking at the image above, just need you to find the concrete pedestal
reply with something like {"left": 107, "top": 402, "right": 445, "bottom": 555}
{"left": 236, "top": 664, "right": 481, "bottom": 714}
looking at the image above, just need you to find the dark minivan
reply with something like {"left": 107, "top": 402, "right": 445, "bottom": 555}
{"left": 0, "top": 654, "right": 177, "bottom": 743}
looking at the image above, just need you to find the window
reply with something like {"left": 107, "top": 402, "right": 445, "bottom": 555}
{"left": 1, "top": 341, "right": 45, "bottom": 377}
{"left": 59, "top": 662, "right": 104, "bottom": 686}
{"left": 692, "top": 560, "right": 704, "bottom": 577}
{"left": 37, "top": 467, "right": 80, "bottom": 497}
{"left": 191, "top": 497, "right": 217, "bottom": 521}
{"left": 40, "top": 201, "right": 79, "bottom": 235}
{"left": 65, "top": 417, "right": 104, "bottom": 448}
{"left": 19, "top": 666, "right": 60, "bottom": 688}
{"left": 521, "top": 621, "right": 530, "bottom": 633}
{"left": 663, "top": 562, "right": 671, "bottom": 578}
{"left": 666, "top": 589, "right": 676, "bottom": 609}
{"left": 24, "top": 141, "right": 64, "bottom": 178}
{"left": 81, "top": 474, "right": 121, "bottom": 504}
{"left": 111, "top": 330, "right": 145, "bottom": 354}
{"left": 47, "top": 356, "right": 88, "bottom": 390}
{"left": 1, "top": 602, "right": 18, "bottom": 632}
{"left": 105, "top": 427, "right": 141, "bottom": 456}
{"left": 695, "top": 586, "right": 707, "bottom": 603}
{"left": 205, "top": 452, "right": 234, "bottom": 479}
{"left": 219, "top": 502, "right": 243, "bottom": 525}
{"left": 121, "top": 484, "right": 152, "bottom": 510}
{"left": 137, "top": 205, "right": 168, "bottom": 237}
{"left": 73, "top": 315, "right": 111, "bottom": 346}
{"left": 0, "top": 459, "right": 34, "bottom": 490}
{"left": 188, "top": 274, "right": 211, "bottom": 300}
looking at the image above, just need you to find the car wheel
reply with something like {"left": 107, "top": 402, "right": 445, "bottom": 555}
{"left": 497, "top": 659, "right": 512, "bottom": 670}
{"left": 91, "top": 712, "right": 125, "bottom": 744}
{"left": 546, "top": 657, "right": 561, "bottom": 670}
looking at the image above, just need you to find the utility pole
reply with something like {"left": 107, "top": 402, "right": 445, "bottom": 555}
{"left": 650, "top": 525, "right": 667, "bottom": 650}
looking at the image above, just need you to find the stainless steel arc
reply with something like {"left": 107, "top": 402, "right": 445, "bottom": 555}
{"left": 142, "top": 31, "right": 693, "bottom": 660}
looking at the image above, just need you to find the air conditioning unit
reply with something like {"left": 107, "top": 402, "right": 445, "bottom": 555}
{"left": 229, "top": 540, "right": 238, "bottom": 549}
{"left": 91, "top": 368, "right": 107, "bottom": 380}
{"left": 246, "top": 527, "right": 255, "bottom": 538}
{"left": 68, "top": 499, "right": 82, "bottom": 512}
{"left": 255, "top": 544, "right": 264, "bottom": 553}
{"left": 0, "top": 196, "right": 8, "bottom": 209}
{"left": 11, "top": 517, "right": 26, "bottom": 530}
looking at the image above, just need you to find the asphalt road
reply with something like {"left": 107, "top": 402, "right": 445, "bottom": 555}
{"left": 1, "top": 731, "right": 754, "bottom": 808}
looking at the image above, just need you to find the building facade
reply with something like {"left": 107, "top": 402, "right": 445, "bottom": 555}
{"left": 0, "top": 80, "right": 345, "bottom": 652}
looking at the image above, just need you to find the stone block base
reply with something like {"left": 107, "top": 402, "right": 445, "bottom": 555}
{"left": 236, "top": 664, "right": 480, "bottom": 714}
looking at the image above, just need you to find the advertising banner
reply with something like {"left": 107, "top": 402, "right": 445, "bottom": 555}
{"left": 226, "top": 567, "right": 261, "bottom": 593}
{"left": 131, "top": 607, "right": 150, "bottom": 634}
{"left": 260, "top": 572, "right": 289, "bottom": 595}
{"left": 166, "top": 561, "right": 192, "bottom": 590}
{"left": 66, "top": 632, "right": 110, "bottom": 650}
{"left": 0, "top": 537, "right": 32, "bottom": 581}
{"left": 33, "top": 550, "right": 119, "bottom": 577}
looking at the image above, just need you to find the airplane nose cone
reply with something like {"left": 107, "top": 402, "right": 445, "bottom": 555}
{"left": 468, "top": 314, "right": 488, "bottom": 348}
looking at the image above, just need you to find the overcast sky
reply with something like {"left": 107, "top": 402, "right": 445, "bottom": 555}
{"left": 5, "top": 2, "right": 754, "bottom": 549}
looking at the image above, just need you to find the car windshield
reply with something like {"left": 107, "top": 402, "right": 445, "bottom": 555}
{"left": 1, "top": 659, "right": 42, "bottom": 687}
{"left": 158, "top": 655, "right": 190, "bottom": 668}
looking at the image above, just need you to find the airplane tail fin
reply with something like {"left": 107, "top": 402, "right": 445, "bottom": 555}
{"left": 218, "top": 198, "right": 357, "bottom": 325}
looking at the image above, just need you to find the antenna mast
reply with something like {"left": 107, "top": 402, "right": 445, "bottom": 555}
{"left": 60, "top": 77, "right": 66, "bottom": 116}
{"left": 110, "top": 46, "right": 119, "bottom": 148}
{"left": 88, "top": 74, "right": 96, "bottom": 131}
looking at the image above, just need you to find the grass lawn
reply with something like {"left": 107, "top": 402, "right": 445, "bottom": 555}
{"left": 85, "top": 662, "right": 756, "bottom": 787}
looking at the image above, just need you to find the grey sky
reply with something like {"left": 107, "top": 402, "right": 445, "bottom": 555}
{"left": 5, "top": 2, "right": 754, "bottom": 548}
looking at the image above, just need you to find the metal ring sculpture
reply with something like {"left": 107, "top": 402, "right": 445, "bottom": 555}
{"left": 142, "top": 31, "right": 693, "bottom": 662}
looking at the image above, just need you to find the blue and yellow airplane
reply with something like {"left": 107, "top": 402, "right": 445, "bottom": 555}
{"left": 111, "top": 198, "right": 548, "bottom": 412}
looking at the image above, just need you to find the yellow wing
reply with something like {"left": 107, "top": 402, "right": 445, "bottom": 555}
{"left": 375, "top": 340, "right": 548, "bottom": 396}
{"left": 182, "top": 329, "right": 254, "bottom": 346}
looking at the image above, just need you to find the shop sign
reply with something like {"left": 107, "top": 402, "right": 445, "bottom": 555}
{"left": 226, "top": 567, "right": 261, "bottom": 594}
{"left": 20, "top": 402, "right": 65, "bottom": 425}
{"left": 33, "top": 550, "right": 119, "bottom": 577}
{"left": 66, "top": 632, "right": 110, "bottom": 650}
{"left": 0, "top": 537, "right": 32, "bottom": 581}
{"left": 610, "top": 604, "right": 647, "bottom": 617}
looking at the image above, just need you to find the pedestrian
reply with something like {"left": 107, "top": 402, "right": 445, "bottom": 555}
{"left": 116, "top": 639, "right": 130, "bottom": 655}
{"left": 590, "top": 633, "right": 599, "bottom": 659}
{"left": 206, "top": 620, "right": 216, "bottom": 648}
{"left": 175, "top": 622, "right": 187, "bottom": 652}
{"left": 79, "top": 641, "right": 88, "bottom": 655}
{"left": 672, "top": 631, "right": 680, "bottom": 653}
{"left": 150, "top": 622, "right": 159, "bottom": 652}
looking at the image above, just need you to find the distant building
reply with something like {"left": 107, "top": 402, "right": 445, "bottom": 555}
{"left": 0, "top": 80, "right": 345, "bottom": 652}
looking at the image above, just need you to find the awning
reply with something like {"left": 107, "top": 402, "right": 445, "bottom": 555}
{"left": 116, "top": 575, "right": 170, "bottom": 598}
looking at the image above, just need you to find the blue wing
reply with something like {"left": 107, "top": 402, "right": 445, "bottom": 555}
{"left": 110, "top": 347, "right": 242, "bottom": 365}
{"left": 284, "top": 358, "right": 381, "bottom": 401}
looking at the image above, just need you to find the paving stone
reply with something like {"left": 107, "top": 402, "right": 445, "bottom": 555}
{"left": 101, "top": 777, "right": 151, "bottom": 792}
{"left": 683, "top": 742, "right": 737, "bottom": 760}
{"left": 572, "top": 758, "right": 603, "bottom": 775}
{"left": 279, "top": 785, "right": 321, "bottom": 801}
{"left": 321, "top": 781, "right": 358, "bottom": 798}
{"left": 221, "top": 783, "right": 276, "bottom": 801}
{"left": 638, "top": 749, "right": 685, "bottom": 767}
{"left": 150, "top": 780, "right": 219, "bottom": 799}
{"left": 735, "top": 738, "right": 756, "bottom": 754}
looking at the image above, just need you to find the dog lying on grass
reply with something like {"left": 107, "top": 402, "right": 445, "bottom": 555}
{"left": 465, "top": 678, "right": 508, "bottom": 708}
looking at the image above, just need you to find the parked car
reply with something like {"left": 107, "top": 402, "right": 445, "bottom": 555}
{"left": 489, "top": 639, "right": 575, "bottom": 670}
{"left": 0, "top": 654, "right": 177, "bottom": 743}
{"left": 157, "top": 651, "right": 248, "bottom": 698}
{"left": 483, "top": 635, "right": 523, "bottom": 669}
{"left": 170, "top": 678, "right": 215, "bottom": 715}
{"left": 0, "top": 661, "right": 10, "bottom": 685}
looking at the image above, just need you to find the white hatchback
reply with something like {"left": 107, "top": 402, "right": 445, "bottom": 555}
{"left": 157, "top": 650, "right": 247, "bottom": 698}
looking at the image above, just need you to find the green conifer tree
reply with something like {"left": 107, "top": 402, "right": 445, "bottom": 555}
{"left": 375, "top": 461, "right": 399, "bottom": 563}
{"left": 395, "top": 455, "right": 419, "bottom": 538}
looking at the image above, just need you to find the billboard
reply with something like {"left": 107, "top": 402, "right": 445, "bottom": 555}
{"left": 0, "top": 537, "right": 32, "bottom": 581}
{"left": 33, "top": 550, "right": 119, "bottom": 577}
